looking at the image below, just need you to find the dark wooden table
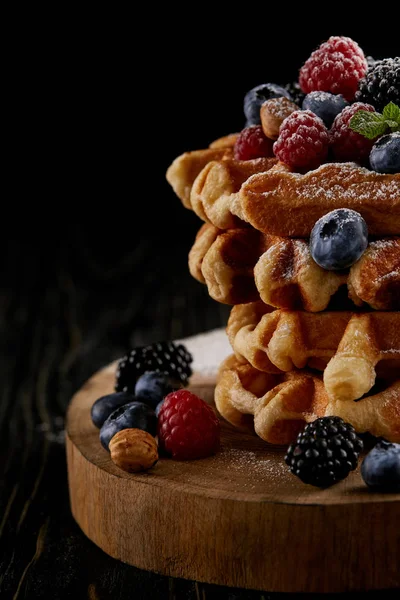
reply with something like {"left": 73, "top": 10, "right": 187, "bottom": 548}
{"left": 0, "top": 205, "right": 398, "bottom": 599}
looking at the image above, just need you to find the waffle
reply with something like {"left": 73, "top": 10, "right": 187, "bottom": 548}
{"left": 166, "top": 134, "right": 237, "bottom": 209}
{"left": 189, "top": 224, "right": 400, "bottom": 311}
{"left": 240, "top": 163, "right": 400, "bottom": 237}
{"left": 166, "top": 133, "right": 280, "bottom": 223}
{"left": 227, "top": 302, "right": 400, "bottom": 401}
{"left": 215, "top": 355, "right": 400, "bottom": 444}
{"left": 190, "top": 156, "right": 277, "bottom": 229}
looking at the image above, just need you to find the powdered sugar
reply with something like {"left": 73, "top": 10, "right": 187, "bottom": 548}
{"left": 290, "top": 163, "right": 400, "bottom": 201}
{"left": 218, "top": 447, "right": 288, "bottom": 482}
{"left": 176, "top": 328, "right": 231, "bottom": 379}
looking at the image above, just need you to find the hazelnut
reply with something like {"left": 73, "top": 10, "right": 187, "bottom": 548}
{"left": 260, "top": 97, "right": 299, "bottom": 140}
{"left": 110, "top": 428, "right": 158, "bottom": 473}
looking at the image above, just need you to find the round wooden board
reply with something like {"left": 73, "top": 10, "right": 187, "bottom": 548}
{"left": 66, "top": 363, "right": 400, "bottom": 594}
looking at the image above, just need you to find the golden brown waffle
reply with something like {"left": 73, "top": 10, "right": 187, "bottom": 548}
{"left": 227, "top": 302, "right": 400, "bottom": 400}
{"left": 166, "top": 134, "right": 280, "bottom": 222}
{"left": 215, "top": 355, "right": 400, "bottom": 444}
{"left": 190, "top": 156, "right": 277, "bottom": 229}
{"left": 189, "top": 224, "right": 400, "bottom": 311}
{"left": 166, "top": 134, "right": 237, "bottom": 209}
{"left": 189, "top": 224, "right": 267, "bottom": 304}
{"left": 240, "top": 163, "right": 400, "bottom": 237}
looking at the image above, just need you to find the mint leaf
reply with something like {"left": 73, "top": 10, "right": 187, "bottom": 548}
{"left": 349, "top": 111, "right": 388, "bottom": 140}
{"left": 386, "top": 120, "right": 400, "bottom": 130}
{"left": 382, "top": 102, "right": 400, "bottom": 124}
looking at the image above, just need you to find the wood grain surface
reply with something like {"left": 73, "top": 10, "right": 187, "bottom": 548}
{"left": 67, "top": 364, "right": 400, "bottom": 593}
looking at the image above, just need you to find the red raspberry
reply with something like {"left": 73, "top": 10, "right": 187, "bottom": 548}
{"left": 330, "top": 103, "right": 376, "bottom": 164}
{"left": 234, "top": 125, "right": 274, "bottom": 160}
{"left": 273, "top": 110, "right": 329, "bottom": 171}
{"left": 299, "top": 36, "right": 368, "bottom": 101}
{"left": 157, "top": 390, "right": 220, "bottom": 460}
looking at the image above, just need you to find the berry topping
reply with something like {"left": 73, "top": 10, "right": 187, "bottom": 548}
{"left": 299, "top": 36, "right": 368, "bottom": 101}
{"left": 260, "top": 97, "right": 299, "bottom": 140}
{"left": 356, "top": 58, "right": 400, "bottom": 112}
{"left": 244, "top": 83, "right": 292, "bottom": 126}
{"left": 361, "top": 440, "right": 400, "bottom": 491}
{"left": 100, "top": 402, "right": 157, "bottom": 450}
{"left": 234, "top": 125, "right": 274, "bottom": 160}
{"left": 91, "top": 391, "right": 136, "bottom": 429}
{"left": 330, "top": 102, "right": 376, "bottom": 163}
{"left": 273, "top": 110, "right": 329, "bottom": 171}
{"left": 157, "top": 390, "right": 220, "bottom": 460}
{"left": 285, "top": 417, "right": 364, "bottom": 488}
{"left": 302, "top": 91, "right": 348, "bottom": 127}
{"left": 369, "top": 132, "right": 400, "bottom": 174}
{"left": 310, "top": 209, "right": 368, "bottom": 271}
{"left": 134, "top": 371, "right": 183, "bottom": 410}
{"left": 116, "top": 342, "right": 192, "bottom": 393}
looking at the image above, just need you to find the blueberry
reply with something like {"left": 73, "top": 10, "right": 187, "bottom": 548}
{"left": 91, "top": 392, "right": 135, "bottom": 428}
{"left": 100, "top": 402, "right": 157, "bottom": 450}
{"left": 302, "top": 92, "right": 348, "bottom": 127}
{"left": 369, "top": 133, "right": 400, "bottom": 174}
{"left": 244, "top": 83, "right": 292, "bottom": 126}
{"left": 134, "top": 371, "right": 182, "bottom": 410}
{"left": 310, "top": 209, "right": 368, "bottom": 271}
{"left": 361, "top": 440, "right": 400, "bottom": 491}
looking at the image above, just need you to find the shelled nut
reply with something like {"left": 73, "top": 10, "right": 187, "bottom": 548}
{"left": 110, "top": 428, "right": 159, "bottom": 473}
{"left": 260, "top": 97, "right": 299, "bottom": 140}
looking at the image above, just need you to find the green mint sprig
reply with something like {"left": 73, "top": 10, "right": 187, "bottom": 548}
{"left": 349, "top": 102, "right": 400, "bottom": 140}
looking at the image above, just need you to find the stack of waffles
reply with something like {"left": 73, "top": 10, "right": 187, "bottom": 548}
{"left": 166, "top": 39, "right": 400, "bottom": 445}
{"left": 167, "top": 134, "right": 400, "bottom": 445}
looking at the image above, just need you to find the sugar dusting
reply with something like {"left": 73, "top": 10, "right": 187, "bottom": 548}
{"left": 289, "top": 163, "right": 400, "bottom": 201}
{"left": 176, "top": 328, "right": 231, "bottom": 379}
{"left": 219, "top": 447, "right": 287, "bottom": 480}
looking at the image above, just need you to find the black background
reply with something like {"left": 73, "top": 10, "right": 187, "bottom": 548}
{"left": 1, "top": 14, "right": 399, "bottom": 599}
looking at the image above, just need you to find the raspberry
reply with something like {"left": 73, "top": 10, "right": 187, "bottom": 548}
{"left": 234, "top": 125, "right": 274, "bottom": 161}
{"left": 356, "top": 58, "right": 400, "bottom": 111}
{"left": 157, "top": 390, "right": 220, "bottom": 460}
{"left": 299, "top": 36, "right": 368, "bottom": 101}
{"left": 330, "top": 102, "right": 376, "bottom": 164}
{"left": 273, "top": 110, "right": 329, "bottom": 171}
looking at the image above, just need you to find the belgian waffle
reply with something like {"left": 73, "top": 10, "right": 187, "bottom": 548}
{"left": 166, "top": 133, "right": 279, "bottom": 223}
{"left": 166, "top": 134, "right": 237, "bottom": 209}
{"left": 189, "top": 224, "right": 400, "bottom": 311}
{"left": 215, "top": 355, "right": 400, "bottom": 444}
{"left": 190, "top": 156, "right": 277, "bottom": 229}
{"left": 227, "top": 302, "right": 400, "bottom": 401}
{"left": 240, "top": 163, "right": 400, "bottom": 237}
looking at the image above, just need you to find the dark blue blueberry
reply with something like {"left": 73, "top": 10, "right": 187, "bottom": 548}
{"left": 361, "top": 440, "right": 400, "bottom": 491}
{"left": 302, "top": 92, "right": 348, "bottom": 127}
{"left": 91, "top": 392, "right": 135, "bottom": 428}
{"left": 244, "top": 83, "right": 292, "bottom": 125}
{"left": 310, "top": 209, "right": 368, "bottom": 271}
{"left": 100, "top": 402, "right": 157, "bottom": 450}
{"left": 134, "top": 371, "right": 182, "bottom": 410}
{"left": 369, "top": 133, "right": 400, "bottom": 174}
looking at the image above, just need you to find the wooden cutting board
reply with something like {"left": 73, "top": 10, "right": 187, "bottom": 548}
{"left": 66, "top": 362, "right": 400, "bottom": 593}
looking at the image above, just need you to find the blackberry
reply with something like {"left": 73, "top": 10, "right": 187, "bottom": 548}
{"left": 355, "top": 58, "right": 400, "bottom": 111}
{"left": 285, "top": 417, "right": 364, "bottom": 487}
{"left": 284, "top": 81, "right": 305, "bottom": 106}
{"left": 115, "top": 341, "right": 192, "bottom": 393}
